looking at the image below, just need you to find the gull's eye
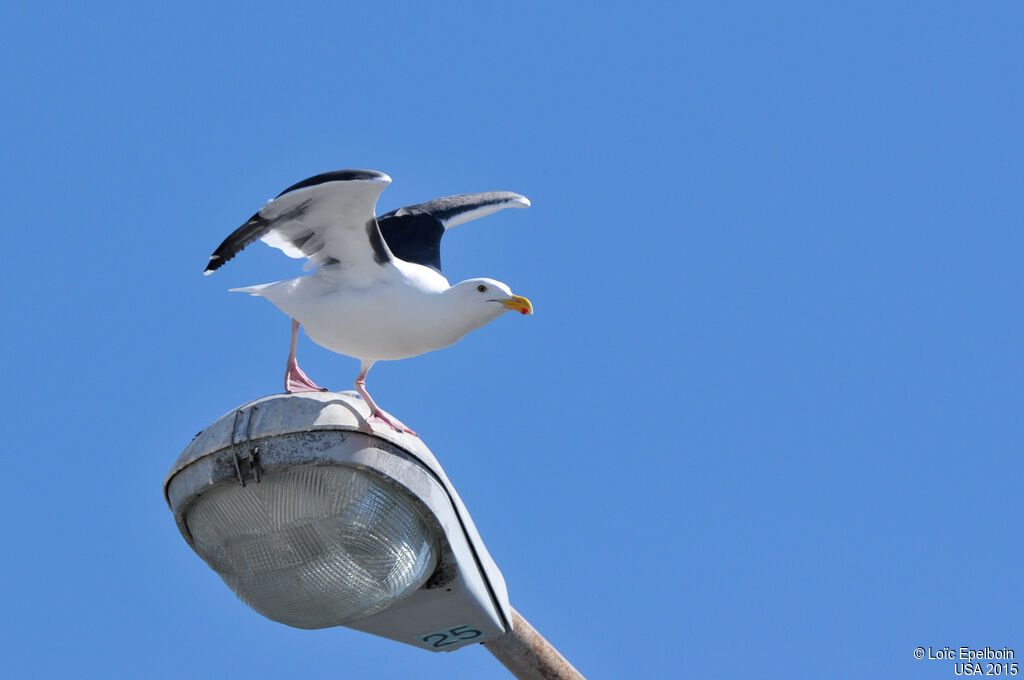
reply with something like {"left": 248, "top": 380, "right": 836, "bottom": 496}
{"left": 477, "top": 284, "right": 487, "bottom": 293}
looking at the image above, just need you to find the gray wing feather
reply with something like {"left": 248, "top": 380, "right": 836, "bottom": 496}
{"left": 204, "top": 170, "right": 393, "bottom": 275}
{"left": 377, "top": 191, "right": 529, "bottom": 272}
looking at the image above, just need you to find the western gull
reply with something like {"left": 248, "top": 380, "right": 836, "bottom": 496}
{"left": 204, "top": 170, "right": 533, "bottom": 434}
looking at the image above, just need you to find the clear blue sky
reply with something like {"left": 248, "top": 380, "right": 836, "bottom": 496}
{"left": 2, "top": 2, "right": 1021, "bottom": 678}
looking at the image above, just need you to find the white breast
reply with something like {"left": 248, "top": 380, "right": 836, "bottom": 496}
{"left": 247, "top": 261, "right": 488, "bottom": 362}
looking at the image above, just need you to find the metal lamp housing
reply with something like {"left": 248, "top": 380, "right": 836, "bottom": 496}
{"left": 164, "top": 392, "right": 512, "bottom": 651}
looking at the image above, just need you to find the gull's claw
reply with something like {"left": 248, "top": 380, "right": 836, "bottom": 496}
{"left": 367, "top": 411, "right": 417, "bottom": 436}
{"left": 285, "top": 359, "right": 327, "bottom": 393}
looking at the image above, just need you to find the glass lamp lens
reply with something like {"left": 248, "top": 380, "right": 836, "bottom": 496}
{"left": 185, "top": 465, "right": 437, "bottom": 629}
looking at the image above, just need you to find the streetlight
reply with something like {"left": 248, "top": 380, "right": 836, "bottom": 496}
{"left": 165, "top": 391, "right": 583, "bottom": 679}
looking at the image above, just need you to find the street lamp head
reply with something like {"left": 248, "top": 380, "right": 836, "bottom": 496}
{"left": 165, "top": 392, "right": 511, "bottom": 651}
{"left": 186, "top": 464, "right": 437, "bottom": 628}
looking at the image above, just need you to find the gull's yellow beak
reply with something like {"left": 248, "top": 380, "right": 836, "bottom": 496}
{"left": 501, "top": 295, "right": 534, "bottom": 315}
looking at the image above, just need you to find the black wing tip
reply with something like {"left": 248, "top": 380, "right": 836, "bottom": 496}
{"left": 203, "top": 212, "right": 269, "bottom": 275}
{"left": 276, "top": 169, "right": 391, "bottom": 198}
{"left": 204, "top": 249, "right": 243, "bottom": 275}
{"left": 203, "top": 253, "right": 227, "bottom": 275}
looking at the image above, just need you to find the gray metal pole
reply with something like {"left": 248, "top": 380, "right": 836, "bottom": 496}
{"left": 482, "top": 607, "right": 585, "bottom": 680}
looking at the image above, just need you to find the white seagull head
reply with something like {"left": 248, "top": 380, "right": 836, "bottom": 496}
{"left": 446, "top": 278, "right": 534, "bottom": 325}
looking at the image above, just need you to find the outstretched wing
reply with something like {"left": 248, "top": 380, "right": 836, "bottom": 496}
{"left": 377, "top": 191, "right": 530, "bottom": 273}
{"left": 204, "top": 170, "right": 393, "bottom": 276}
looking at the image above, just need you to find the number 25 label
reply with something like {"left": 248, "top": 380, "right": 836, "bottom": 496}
{"left": 417, "top": 625, "right": 486, "bottom": 649}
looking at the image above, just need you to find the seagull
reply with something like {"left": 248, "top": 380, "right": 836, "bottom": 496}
{"left": 204, "top": 170, "right": 533, "bottom": 434}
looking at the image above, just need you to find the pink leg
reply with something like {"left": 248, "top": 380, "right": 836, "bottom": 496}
{"left": 354, "top": 363, "right": 416, "bottom": 436}
{"left": 284, "top": 319, "right": 328, "bottom": 393}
